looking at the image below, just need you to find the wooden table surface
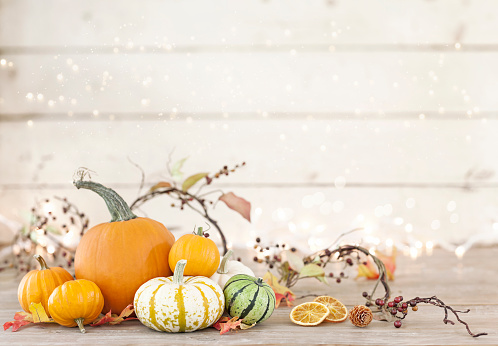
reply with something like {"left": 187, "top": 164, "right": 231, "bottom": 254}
{"left": 1, "top": 247, "right": 497, "bottom": 345}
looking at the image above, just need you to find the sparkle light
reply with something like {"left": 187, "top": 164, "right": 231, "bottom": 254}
{"left": 334, "top": 176, "right": 346, "bottom": 189}
{"left": 426, "top": 241, "right": 434, "bottom": 256}
{"left": 455, "top": 246, "right": 465, "bottom": 259}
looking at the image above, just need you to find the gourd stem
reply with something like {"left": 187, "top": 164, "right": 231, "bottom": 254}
{"left": 34, "top": 254, "right": 49, "bottom": 270}
{"left": 256, "top": 278, "right": 263, "bottom": 285}
{"left": 75, "top": 318, "right": 86, "bottom": 333}
{"left": 217, "top": 249, "right": 233, "bottom": 274}
{"left": 173, "top": 260, "right": 188, "bottom": 285}
{"left": 73, "top": 180, "right": 137, "bottom": 222}
{"left": 196, "top": 227, "right": 204, "bottom": 236}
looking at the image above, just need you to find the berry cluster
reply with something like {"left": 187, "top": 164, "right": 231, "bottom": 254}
{"left": 252, "top": 237, "right": 291, "bottom": 268}
{"left": 205, "top": 162, "right": 246, "bottom": 185}
{"left": 253, "top": 238, "right": 361, "bottom": 285}
{"left": 369, "top": 294, "right": 419, "bottom": 328}
{"left": 3, "top": 196, "right": 89, "bottom": 274}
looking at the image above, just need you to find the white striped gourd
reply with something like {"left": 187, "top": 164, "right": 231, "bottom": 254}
{"left": 210, "top": 250, "right": 255, "bottom": 289}
{"left": 224, "top": 274, "right": 276, "bottom": 324}
{"left": 134, "top": 259, "right": 224, "bottom": 332}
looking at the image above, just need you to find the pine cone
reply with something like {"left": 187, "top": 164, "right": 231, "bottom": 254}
{"left": 349, "top": 305, "right": 373, "bottom": 327}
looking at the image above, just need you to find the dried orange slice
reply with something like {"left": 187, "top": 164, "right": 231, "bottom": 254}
{"left": 313, "top": 296, "right": 348, "bottom": 323}
{"left": 289, "top": 302, "right": 329, "bottom": 326}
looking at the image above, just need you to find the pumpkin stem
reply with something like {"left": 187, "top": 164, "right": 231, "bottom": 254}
{"left": 196, "top": 227, "right": 204, "bottom": 236}
{"left": 73, "top": 180, "right": 137, "bottom": 222}
{"left": 173, "top": 259, "right": 188, "bottom": 285}
{"left": 217, "top": 249, "right": 233, "bottom": 274}
{"left": 34, "top": 254, "right": 49, "bottom": 270}
{"left": 256, "top": 278, "right": 263, "bottom": 285}
{"left": 75, "top": 318, "right": 86, "bottom": 333}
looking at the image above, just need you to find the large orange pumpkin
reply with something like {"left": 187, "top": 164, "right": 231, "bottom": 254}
{"left": 18, "top": 254, "right": 73, "bottom": 316}
{"left": 74, "top": 180, "right": 175, "bottom": 313}
{"left": 168, "top": 227, "right": 220, "bottom": 277}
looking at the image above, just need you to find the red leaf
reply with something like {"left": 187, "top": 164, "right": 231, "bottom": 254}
{"left": 90, "top": 311, "right": 113, "bottom": 327}
{"left": 90, "top": 304, "right": 137, "bottom": 327}
{"left": 219, "top": 192, "right": 251, "bottom": 222}
{"left": 274, "top": 292, "right": 295, "bottom": 308}
{"left": 3, "top": 311, "right": 35, "bottom": 332}
{"left": 4, "top": 320, "right": 32, "bottom": 332}
{"left": 219, "top": 316, "right": 242, "bottom": 335}
{"left": 212, "top": 316, "right": 230, "bottom": 331}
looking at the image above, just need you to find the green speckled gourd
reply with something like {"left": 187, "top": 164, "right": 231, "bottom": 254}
{"left": 223, "top": 274, "right": 276, "bottom": 324}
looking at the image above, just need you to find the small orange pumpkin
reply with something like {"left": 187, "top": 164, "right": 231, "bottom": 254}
{"left": 168, "top": 227, "right": 220, "bottom": 277}
{"left": 48, "top": 279, "right": 104, "bottom": 333}
{"left": 17, "top": 254, "right": 73, "bottom": 316}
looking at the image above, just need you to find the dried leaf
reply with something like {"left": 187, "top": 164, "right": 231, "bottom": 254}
{"left": 299, "top": 263, "right": 325, "bottom": 279}
{"left": 263, "top": 271, "right": 296, "bottom": 308}
{"left": 219, "top": 316, "right": 242, "bottom": 335}
{"left": 315, "top": 275, "right": 329, "bottom": 284}
{"left": 90, "top": 311, "right": 114, "bottom": 327}
{"left": 212, "top": 316, "right": 230, "bottom": 330}
{"left": 285, "top": 251, "right": 304, "bottom": 272}
{"left": 274, "top": 292, "right": 295, "bottom": 308}
{"left": 90, "top": 304, "right": 137, "bottom": 326}
{"left": 29, "top": 302, "right": 52, "bottom": 323}
{"left": 212, "top": 316, "right": 244, "bottom": 335}
{"left": 357, "top": 249, "right": 397, "bottom": 280}
{"left": 219, "top": 192, "right": 251, "bottom": 222}
{"left": 4, "top": 305, "right": 54, "bottom": 332}
{"left": 182, "top": 172, "right": 208, "bottom": 192}
{"left": 3, "top": 319, "right": 31, "bottom": 332}
{"left": 240, "top": 322, "right": 256, "bottom": 330}
{"left": 150, "top": 181, "right": 172, "bottom": 191}
{"left": 171, "top": 157, "right": 188, "bottom": 181}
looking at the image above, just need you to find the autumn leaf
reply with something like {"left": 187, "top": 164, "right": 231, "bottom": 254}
{"left": 285, "top": 251, "right": 304, "bottom": 272}
{"left": 4, "top": 303, "right": 54, "bottom": 332}
{"left": 90, "top": 304, "right": 137, "bottom": 326}
{"left": 3, "top": 312, "right": 33, "bottom": 332}
{"left": 240, "top": 322, "right": 256, "bottom": 330}
{"left": 219, "top": 192, "right": 251, "bottom": 222}
{"left": 182, "top": 172, "right": 208, "bottom": 192}
{"left": 171, "top": 157, "right": 188, "bottom": 181}
{"left": 29, "top": 302, "right": 52, "bottom": 323}
{"left": 212, "top": 316, "right": 242, "bottom": 335}
{"left": 149, "top": 181, "right": 172, "bottom": 191}
{"left": 274, "top": 292, "right": 295, "bottom": 308}
{"left": 263, "top": 271, "right": 296, "bottom": 308}
{"left": 357, "top": 249, "right": 397, "bottom": 280}
{"left": 299, "top": 263, "right": 326, "bottom": 280}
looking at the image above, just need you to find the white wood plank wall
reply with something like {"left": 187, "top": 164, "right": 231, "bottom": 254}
{"left": 1, "top": 0, "right": 498, "bottom": 253}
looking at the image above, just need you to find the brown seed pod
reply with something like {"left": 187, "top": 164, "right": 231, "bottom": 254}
{"left": 349, "top": 305, "right": 373, "bottom": 327}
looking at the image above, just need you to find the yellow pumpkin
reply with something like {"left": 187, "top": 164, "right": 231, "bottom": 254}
{"left": 134, "top": 260, "right": 224, "bottom": 332}
{"left": 48, "top": 279, "right": 104, "bottom": 333}
{"left": 168, "top": 227, "right": 220, "bottom": 277}
{"left": 17, "top": 254, "right": 73, "bottom": 316}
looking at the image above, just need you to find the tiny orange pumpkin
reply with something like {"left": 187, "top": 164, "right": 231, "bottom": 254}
{"left": 48, "top": 279, "right": 104, "bottom": 333}
{"left": 168, "top": 227, "right": 220, "bottom": 277}
{"left": 17, "top": 254, "right": 73, "bottom": 316}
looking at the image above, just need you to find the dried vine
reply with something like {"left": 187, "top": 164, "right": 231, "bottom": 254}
{"left": 129, "top": 160, "right": 250, "bottom": 254}
{"left": 256, "top": 229, "right": 486, "bottom": 337}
